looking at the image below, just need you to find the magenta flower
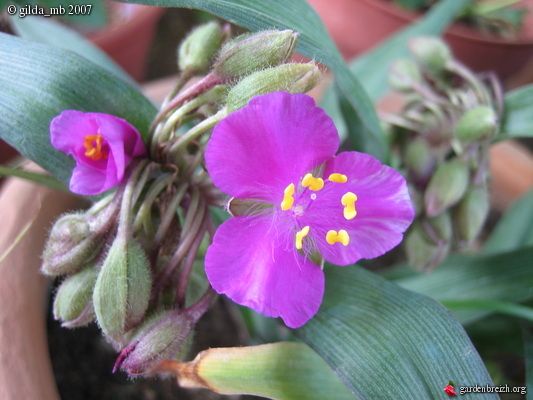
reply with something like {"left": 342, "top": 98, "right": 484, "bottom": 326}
{"left": 51, "top": 111, "right": 147, "bottom": 195}
{"left": 205, "top": 92, "right": 414, "bottom": 328}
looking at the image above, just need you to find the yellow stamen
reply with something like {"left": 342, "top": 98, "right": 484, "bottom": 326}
{"left": 295, "top": 226, "right": 310, "bottom": 250}
{"left": 281, "top": 183, "right": 295, "bottom": 211}
{"left": 84, "top": 134, "right": 108, "bottom": 161}
{"left": 341, "top": 192, "right": 358, "bottom": 220}
{"left": 302, "top": 173, "right": 324, "bottom": 191}
{"left": 326, "top": 230, "right": 350, "bottom": 246}
{"left": 328, "top": 173, "right": 348, "bottom": 183}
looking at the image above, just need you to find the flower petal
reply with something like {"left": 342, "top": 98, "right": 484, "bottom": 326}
{"left": 304, "top": 151, "right": 414, "bottom": 265}
{"left": 69, "top": 164, "right": 110, "bottom": 195}
{"left": 206, "top": 92, "right": 339, "bottom": 203}
{"left": 205, "top": 215, "right": 325, "bottom": 328}
{"left": 50, "top": 110, "right": 97, "bottom": 157}
{"left": 50, "top": 111, "right": 146, "bottom": 195}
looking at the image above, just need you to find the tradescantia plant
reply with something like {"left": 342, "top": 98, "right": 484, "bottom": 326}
{"left": 1, "top": 0, "right": 533, "bottom": 399}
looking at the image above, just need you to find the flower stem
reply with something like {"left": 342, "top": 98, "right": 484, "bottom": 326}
{"left": 168, "top": 107, "right": 228, "bottom": 159}
{"left": 117, "top": 160, "right": 149, "bottom": 241}
{"left": 174, "top": 217, "right": 208, "bottom": 308}
{"left": 132, "top": 174, "right": 174, "bottom": 235}
{"left": 154, "top": 183, "right": 189, "bottom": 246}
{"left": 184, "top": 285, "right": 217, "bottom": 323}
{"left": 150, "top": 189, "right": 206, "bottom": 301}
{"left": 150, "top": 73, "right": 223, "bottom": 131}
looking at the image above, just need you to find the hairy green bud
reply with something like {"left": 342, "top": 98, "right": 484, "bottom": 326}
{"left": 53, "top": 266, "right": 98, "bottom": 328}
{"left": 406, "top": 222, "right": 450, "bottom": 272}
{"left": 389, "top": 59, "right": 422, "bottom": 92}
{"left": 405, "top": 138, "right": 435, "bottom": 179}
{"left": 42, "top": 213, "right": 97, "bottom": 276}
{"left": 226, "top": 63, "right": 321, "bottom": 111}
{"left": 93, "top": 238, "right": 152, "bottom": 345}
{"left": 213, "top": 30, "right": 298, "bottom": 79}
{"left": 454, "top": 185, "right": 490, "bottom": 245}
{"left": 178, "top": 21, "right": 224, "bottom": 73}
{"left": 455, "top": 106, "right": 499, "bottom": 142}
{"left": 425, "top": 212, "right": 453, "bottom": 243}
{"left": 115, "top": 310, "right": 194, "bottom": 375}
{"left": 424, "top": 159, "right": 469, "bottom": 217}
{"left": 409, "top": 37, "right": 451, "bottom": 74}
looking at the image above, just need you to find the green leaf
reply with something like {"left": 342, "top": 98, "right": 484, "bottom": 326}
{"left": 0, "top": 165, "right": 68, "bottom": 192}
{"left": 0, "top": 33, "right": 156, "bottom": 184}
{"left": 483, "top": 188, "right": 533, "bottom": 254}
{"left": 173, "top": 342, "right": 355, "bottom": 400}
{"left": 296, "top": 265, "right": 496, "bottom": 399}
{"left": 441, "top": 299, "right": 533, "bottom": 323}
{"left": 9, "top": 15, "right": 135, "bottom": 86}
{"left": 524, "top": 325, "right": 533, "bottom": 400}
{"left": 500, "top": 84, "right": 533, "bottom": 138}
{"left": 397, "top": 247, "right": 533, "bottom": 324}
{"left": 114, "top": 0, "right": 387, "bottom": 159}
{"left": 351, "top": 0, "right": 472, "bottom": 100}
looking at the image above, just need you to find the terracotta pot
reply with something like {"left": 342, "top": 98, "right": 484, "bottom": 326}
{"left": 307, "top": 0, "right": 533, "bottom": 80}
{"left": 0, "top": 165, "right": 84, "bottom": 400}
{"left": 88, "top": 4, "right": 164, "bottom": 82}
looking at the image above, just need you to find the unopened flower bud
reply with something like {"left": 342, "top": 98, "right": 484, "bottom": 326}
{"left": 178, "top": 21, "right": 224, "bottom": 73}
{"left": 53, "top": 266, "right": 98, "bottom": 328}
{"left": 389, "top": 59, "right": 422, "bottom": 92}
{"left": 93, "top": 237, "right": 152, "bottom": 344}
{"left": 407, "top": 184, "right": 423, "bottom": 217}
{"left": 454, "top": 185, "right": 490, "bottom": 245}
{"left": 424, "top": 159, "right": 469, "bottom": 217}
{"left": 226, "top": 63, "right": 321, "bottom": 111}
{"left": 42, "top": 213, "right": 98, "bottom": 276}
{"left": 425, "top": 212, "right": 453, "bottom": 243}
{"left": 114, "top": 310, "right": 194, "bottom": 375}
{"left": 213, "top": 30, "right": 298, "bottom": 79}
{"left": 406, "top": 222, "right": 450, "bottom": 271}
{"left": 409, "top": 37, "right": 451, "bottom": 74}
{"left": 405, "top": 138, "right": 435, "bottom": 179}
{"left": 455, "top": 106, "right": 499, "bottom": 142}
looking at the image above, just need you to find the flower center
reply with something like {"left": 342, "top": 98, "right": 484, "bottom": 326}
{"left": 280, "top": 172, "right": 358, "bottom": 251}
{"left": 84, "top": 134, "right": 108, "bottom": 161}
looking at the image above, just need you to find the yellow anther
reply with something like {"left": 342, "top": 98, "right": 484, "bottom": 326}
{"left": 302, "top": 173, "right": 324, "bottom": 191}
{"left": 328, "top": 173, "right": 348, "bottom": 183}
{"left": 295, "top": 226, "right": 310, "bottom": 250}
{"left": 341, "top": 192, "right": 358, "bottom": 220}
{"left": 281, "top": 183, "right": 295, "bottom": 211}
{"left": 84, "top": 134, "right": 108, "bottom": 161}
{"left": 326, "top": 230, "right": 350, "bottom": 246}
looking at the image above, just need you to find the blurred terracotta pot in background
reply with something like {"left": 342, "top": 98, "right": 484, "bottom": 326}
{"left": 307, "top": 0, "right": 533, "bottom": 80}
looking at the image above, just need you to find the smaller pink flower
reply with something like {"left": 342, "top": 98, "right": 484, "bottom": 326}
{"left": 51, "top": 111, "right": 147, "bottom": 195}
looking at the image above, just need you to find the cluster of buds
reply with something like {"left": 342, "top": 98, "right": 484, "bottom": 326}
{"left": 386, "top": 37, "right": 502, "bottom": 271}
{"left": 43, "top": 24, "right": 321, "bottom": 375}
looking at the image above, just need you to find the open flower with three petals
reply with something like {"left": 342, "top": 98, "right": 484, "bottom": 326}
{"left": 205, "top": 92, "right": 414, "bottom": 328}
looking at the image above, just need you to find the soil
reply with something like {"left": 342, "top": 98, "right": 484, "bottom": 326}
{"left": 47, "top": 292, "right": 262, "bottom": 400}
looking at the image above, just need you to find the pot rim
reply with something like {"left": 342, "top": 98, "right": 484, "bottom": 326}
{"left": 361, "top": 0, "right": 533, "bottom": 46}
